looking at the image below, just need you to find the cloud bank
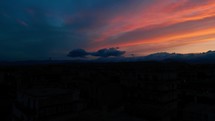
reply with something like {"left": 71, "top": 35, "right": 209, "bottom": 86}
{"left": 68, "top": 48, "right": 126, "bottom": 58}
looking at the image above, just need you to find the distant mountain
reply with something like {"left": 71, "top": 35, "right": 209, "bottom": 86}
{"left": 132, "top": 50, "right": 215, "bottom": 63}
{"left": 92, "top": 50, "right": 215, "bottom": 63}
{"left": 1, "top": 50, "right": 215, "bottom": 65}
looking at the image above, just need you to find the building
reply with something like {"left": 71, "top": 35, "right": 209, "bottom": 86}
{"left": 13, "top": 88, "right": 84, "bottom": 121}
{"left": 124, "top": 71, "right": 179, "bottom": 121}
{"left": 183, "top": 103, "right": 215, "bottom": 121}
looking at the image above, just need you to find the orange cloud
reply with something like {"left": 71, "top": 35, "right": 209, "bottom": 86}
{"left": 89, "top": 0, "right": 215, "bottom": 55}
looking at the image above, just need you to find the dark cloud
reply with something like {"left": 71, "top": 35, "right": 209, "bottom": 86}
{"left": 91, "top": 48, "right": 126, "bottom": 57}
{"left": 67, "top": 49, "right": 89, "bottom": 58}
{"left": 67, "top": 48, "right": 126, "bottom": 58}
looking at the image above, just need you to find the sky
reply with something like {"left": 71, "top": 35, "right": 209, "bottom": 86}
{"left": 1, "top": 0, "right": 215, "bottom": 60}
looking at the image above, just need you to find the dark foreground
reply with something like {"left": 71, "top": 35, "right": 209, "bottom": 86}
{"left": 0, "top": 61, "right": 215, "bottom": 121}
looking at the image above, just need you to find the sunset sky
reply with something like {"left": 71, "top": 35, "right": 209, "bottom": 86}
{"left": 1, "top": 0, "right": 215, "bottom": 60}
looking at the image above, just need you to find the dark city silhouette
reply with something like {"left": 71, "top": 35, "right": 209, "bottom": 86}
{"left": 0, "top": 61, "right": 215, "bottom": 121}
